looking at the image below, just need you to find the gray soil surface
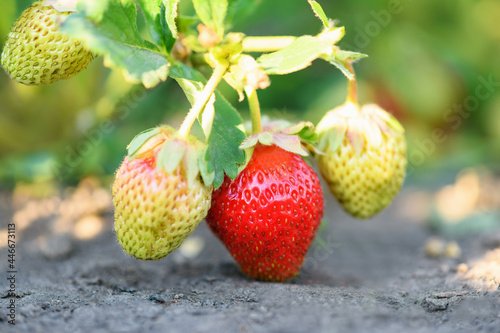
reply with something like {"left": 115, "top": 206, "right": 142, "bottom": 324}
{"left": 1, "top": 188, "right": 499, "bottom": 333}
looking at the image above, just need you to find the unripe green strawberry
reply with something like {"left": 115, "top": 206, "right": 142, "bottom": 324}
{"left": 316, "top": 102, "right": 406, "bottom": 219}
{"left": 206, "top": 144, "right": 324, "bottom": 282}
{"left": 113, "top": 127, "right": 212, "bottom": 260}
{"left": 1, "top": 0, "right": 93, "bottom": 85}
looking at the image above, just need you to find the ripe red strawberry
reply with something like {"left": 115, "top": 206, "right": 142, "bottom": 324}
{"left": 1, "top": 1, "right": 93, "bottom": 85}
{"left": 113, "top": 127, "right": 212, "bottom": 260}
{"left": 206, "top": 144, "right": 324, "bottom": 281}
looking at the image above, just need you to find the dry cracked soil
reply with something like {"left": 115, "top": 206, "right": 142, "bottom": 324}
{"left": 0, "top": 187, "right": 499, "bottom": 333}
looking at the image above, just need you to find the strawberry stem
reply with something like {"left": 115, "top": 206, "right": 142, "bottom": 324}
{"left": 246, "top": 87, "right": 262, "bottom": 135}
{"left": 178, "top": 61, "right": 229, "bottom": 139}
{"left": 242, "top": 36, "right": 296, "bottom": 53}
{"left": 345, "top": 62, "right": 358, "bottom": 104}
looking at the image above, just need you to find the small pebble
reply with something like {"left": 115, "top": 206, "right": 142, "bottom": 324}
{"left": 39, "top": 233, "right": 73, "bottom": 260}
{"left": 425, "top": 237, "right": 446, "bottom": 258}
{"left": 445, "top": 241, "right": 462, "bottom": 258}
{"left": 457, "top": 263, "right": 469, "bottom": 274}
{"left": 422, "top": 297, "right": 448, "bottom": 312}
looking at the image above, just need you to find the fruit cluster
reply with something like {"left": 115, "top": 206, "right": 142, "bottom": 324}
{"left": 1, "top": 0, "right": 407, "bottom": 281}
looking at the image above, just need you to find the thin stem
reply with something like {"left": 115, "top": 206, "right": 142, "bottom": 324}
{"left": 242, "top": 36, "right": 296, "bottom": 53}
{"left": 178, "top": 61, "right": 229, "bottom": 139}
{"left": 246, "top": 88, "right": 262, "bottom": 135}
{"left": 345, "top": 62, "right": 358, "bottom": 104}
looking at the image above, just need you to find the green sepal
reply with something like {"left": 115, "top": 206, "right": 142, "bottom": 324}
{"left": 236, "top": 147, "right": 254, "bottom": 174}
{"left": 335, "top": 50, "right": 368, "bottom": 62}
{"left": 240, "top": 120, "right": 316, "bottom": 157}
{"left": 329, "top": 50, "right": 368, "bottom": 81}
{"left": 239, "top": 136, "right": 258, "bottom": 149}
{"left": 157, "top": 138, "right": 187, "bottom": 173}
{"left": 272, "top": 134, "right": 309, "bottom": 156}
{"left": 326, "top": 121, "right": 347, "bottom": 154}
{"left": 257, "top": 132, "right": 273, "bottom": 145}
{"left": 199, "top": 146, "right": 215, "bottom": 187}
{"left": 362, "top": 117, "right": 383, "bottom": 149}
{"left": 239, "top": 132, "right": 309, "bottom": 157}
{"left": 329, "top": 59, "right": 354, "bottom": 81}
{"left": 362, "top": 104, "right": 405, "bottom": 133}
{"left": 127, "top": 127, "right": 161, "bottom": 159}
{"left": 184, "top": 145, "right": 202, "bottom": 188}
{"left": 44, "top": 0, "right": 78, "bottom": 12}
{"left": 281, "top": 121, "right": 317, "bottom": 144}
{"left": 345, "top": 118, "right": 365, "bottom": 156}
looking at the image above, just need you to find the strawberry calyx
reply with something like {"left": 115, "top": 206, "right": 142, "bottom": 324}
{"left": 316, "top": 101, "right": 405, "bottom": 156}
{"left": 239, "top": 120, "right": 317, "bottom": 158}
{"left": 43, "top": 0, "right": 78, "bottom": 13}
{"left": 126, "top": 125, "right": 210, "bottom": 189}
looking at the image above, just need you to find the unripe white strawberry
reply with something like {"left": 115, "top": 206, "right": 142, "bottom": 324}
{"left": 1, "top": 0, "right": 93, "bottom": 85}
{"left": 113, "top": 126, "right": 212, "bottom": 260}
{"left": 316, "top": 102, "right": 407, "bottom": 219}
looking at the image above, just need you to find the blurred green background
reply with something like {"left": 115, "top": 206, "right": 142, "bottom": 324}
{"left": 0, "top": 0, "right": 499, "bottom": 189}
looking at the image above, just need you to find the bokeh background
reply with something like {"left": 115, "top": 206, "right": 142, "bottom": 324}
{"left": 0, "top": 0, "right": 499, "bottom": 245}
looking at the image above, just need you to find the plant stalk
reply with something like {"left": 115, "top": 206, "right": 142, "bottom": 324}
{"left": 345, "top": 62, "right": 358, "bottom": 104}
{"left": 246, "top": 88, "right": 262, "bottom": 135}
{"left": 178, "top": 61, "right": 229, "bottom": 139}
{"left": 242, "top": 36, "right": 296, "bottom": 53}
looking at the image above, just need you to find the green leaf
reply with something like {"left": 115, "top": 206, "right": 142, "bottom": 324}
{"left": 177, "top": 16, "right": 200, "bottom": 35}
{"left": 257, "top": 36, "right": 334, "bottom": 75}
{"left": 62, "top": 0, "right": 169, "bottom": 88}
{"left": 127, "top": 128, "right": 161, "bottom": 158}
{"left": 136, "top": 0, "right": 162, "bottom": 46}
{"left": 226, "top": 0, "right": 261, "bottom": 28}
{"left": 164, "top": 0, "right": 180, "bottom": 39}
{"left": 135, "top": 0, "right": 176, "bottom": 52}
{"left": 192, "top": 0, "right": 228, "bottom": 37}
{"left": 160, "top": 3, "right": 176, "bottom": 52}
{"left": 170, "top": 63, "right": 246, "bottom": 188}
{"left": 308, "top": 0, "right": 329, "bottom": 28}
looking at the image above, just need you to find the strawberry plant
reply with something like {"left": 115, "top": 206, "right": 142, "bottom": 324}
{"left": 1, "top": 0, "right": 407, "bottom": 281}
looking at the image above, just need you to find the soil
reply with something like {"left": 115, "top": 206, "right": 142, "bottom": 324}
{"left": 0, "top": 187, "right": 499, "bottom": 333}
